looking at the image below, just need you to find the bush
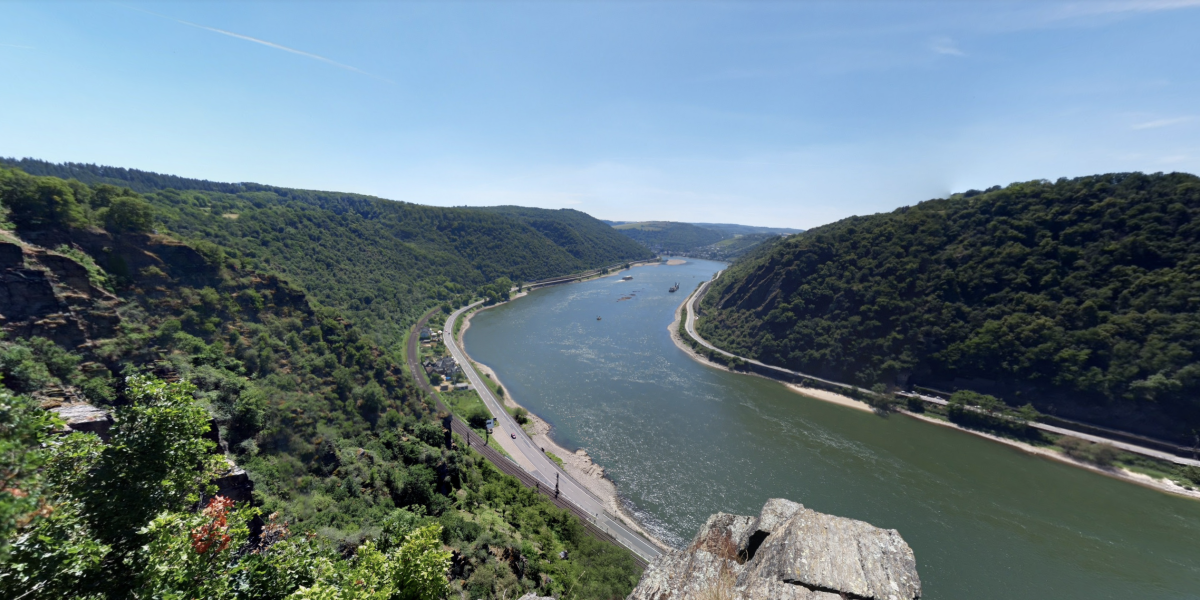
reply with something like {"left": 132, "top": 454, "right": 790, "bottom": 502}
{"left": 1057, "top": 437, "right": 1120, "bottom": 467}
{"left": 0, "top": 344, "right": 53, "bottom": 393}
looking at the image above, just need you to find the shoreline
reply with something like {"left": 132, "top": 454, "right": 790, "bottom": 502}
{"left": 455, "top": 283, "right": 673, "bottom": 552}
{"left": 668, "top": 290, "right": 1200, "bottom": 502}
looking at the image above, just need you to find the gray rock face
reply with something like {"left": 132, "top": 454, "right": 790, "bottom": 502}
{"left": 628, "top": 499, "right": 921, "bottom": 600}
{"left": 213, "top": 462, "right": 255, "bottom": 504}
{"left": 49, "top": 402, "right": 114, "bottom": 440}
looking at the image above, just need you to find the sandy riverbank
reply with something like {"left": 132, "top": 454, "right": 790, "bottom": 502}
{"left": 667, "top": 292, "right": 1200, "bottom": 501}
{"left": 902, "top": 410, "right": 1200, "bottom": 500}
{"left": 456, "top": 300, "right": 673, "bottom": 552}
{"left": 666, "top": 293, "right": 872, "bottom": 413}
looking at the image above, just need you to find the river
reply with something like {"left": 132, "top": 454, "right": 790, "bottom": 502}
{"left": 463, "top": 258, "right": 1200, "bottom": 599}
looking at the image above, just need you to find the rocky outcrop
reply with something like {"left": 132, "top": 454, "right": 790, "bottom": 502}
{"left": 0, "top": 239, "right": 120, "bottom": 346}
{"left": 49, "top": 402, "right": 115, "bottom": 440}
{"left": 628, "top": 499, "right": 921, "bottom": 600}
{"left": 214, "top": 461, "right": 255, "bottom": 504}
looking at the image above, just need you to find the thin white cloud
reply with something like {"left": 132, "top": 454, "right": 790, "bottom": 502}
{"left": 1131, "top": 116, "right": 1195, "bottom": 130}
{"left": 1055, "top": 0, "right": 1200, "bottom": 18}
{"left": 0, "top": 43, "right": 35, "bottom": 50}
{"left": 930, "top": 36, "right": 965, "bottom": 56}
{"left": 124, "top": 5, "right": 393, "bottom": 84}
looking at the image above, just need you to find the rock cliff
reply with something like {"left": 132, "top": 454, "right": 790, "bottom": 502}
{"left": 628, "top": 499, "right": 921, "bottom": 600}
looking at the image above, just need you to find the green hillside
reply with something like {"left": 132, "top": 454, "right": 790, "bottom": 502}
{"left": 0, "top": 159, "right": 653, "bottom": 345}
{"left": 698, "top": 172, "right": 1200, "bottom": 441}
{"left": 612, "top": 220, "right": 725, "bottom": 253}
{"left": 0, "top": 167, "right": 641, "bottom": 598}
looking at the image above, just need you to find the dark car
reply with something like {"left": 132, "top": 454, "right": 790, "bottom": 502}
{"left": 510, "top": 433, "right": 517, "bottom": 439}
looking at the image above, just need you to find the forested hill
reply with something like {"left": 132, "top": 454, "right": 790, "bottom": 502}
{"left": 613, "top": 221, "right": 725, "bottom": 253}
{"left": 0, "top": 159, "right": 653, "bottom": 344}
{"left": 698, "top": 172, "right": 1200, "bottom": 441}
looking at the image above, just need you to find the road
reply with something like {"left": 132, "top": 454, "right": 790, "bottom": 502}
{"left": 443, "top": 302, "right": 665, "bottom": 562}
{"left": 685, "top": 274, "right": 1200, "bottom": 468}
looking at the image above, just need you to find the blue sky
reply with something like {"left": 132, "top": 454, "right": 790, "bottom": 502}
{"left": 2, "top": 1, "right": 1198, "bottom": 228}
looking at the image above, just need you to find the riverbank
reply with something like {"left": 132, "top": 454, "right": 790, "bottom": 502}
{"left": 667, "top": 291, "right": 876, "bottom": 413}
{"left": 669, "top": 288, "right": 1200, "bottom": 502}
{"left": 455, "top": 293, "right": 673, "bottom": 552}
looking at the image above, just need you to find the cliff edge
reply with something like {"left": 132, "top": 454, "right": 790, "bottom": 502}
{"left": 628, "top": 498, "right": 920, "bottom": 600}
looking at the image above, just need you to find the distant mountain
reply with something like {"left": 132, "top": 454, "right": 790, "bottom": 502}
{"left": 612, "top": 221, "right": 725, "bottom": 253}
{"left": 687, "top": 222, "right": 804, "bottom": 237}
{"left": 607, "top": 219, "right": 803, "bottom": 258}
{"left": 698, "top": 172, "right": 1200, "bottom": 442}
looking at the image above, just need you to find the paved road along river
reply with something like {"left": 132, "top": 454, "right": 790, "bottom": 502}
{"left": 463, "top": 258, "right": 1200, "bottom": 600}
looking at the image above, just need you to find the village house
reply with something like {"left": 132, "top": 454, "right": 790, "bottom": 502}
{"left": 422, "top": 356, "right": 461, "bottom": 379}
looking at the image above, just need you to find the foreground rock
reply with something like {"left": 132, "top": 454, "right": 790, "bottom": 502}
{"left": 628, "top": 498, "right": 920, "bottom": 600}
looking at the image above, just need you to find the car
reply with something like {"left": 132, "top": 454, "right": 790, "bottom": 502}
{"left": 510, "top": 433, "right": 517, "bottom": 439}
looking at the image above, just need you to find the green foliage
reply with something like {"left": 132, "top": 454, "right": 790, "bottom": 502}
{"left": 0, "top": 343, "right": 54, "bottom": 393}
{"left": 0, "top": 168, "right": 87, "bottom": 229}
{"left": 137, "top": 496, "right": 257, "bottom": 599}
{"left": 2, "top": 377, "right": 221, "bottom": 597}
{"left": 1056, "top": 437, "right": 1120, "bottom": 467}
{"left": 102, "top": 195, "right": 155, "bottom": 233}
{"left": 701, "top": 173, "right": 1200, "bottom": 439}
{"left": 612, "top": 221, "right": 725, "bottom": 253}
{"left": 0, "top": 164, "right": 646, "bottom": 598}
{"left": 0, "top": 388, "right": 59, "bottom": 557}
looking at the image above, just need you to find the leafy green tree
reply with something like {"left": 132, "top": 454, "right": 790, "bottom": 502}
{"left": 0, "top": 386, "right": 59, "bottom": 558}
{"left": 103, "top": 195, "right": 155, "bottom": 233}
{"left": 290, "top": 525, "right": 451, "bottom": 600}
{"left": 0, "top": 169, "right": 86, "bottom": 229}
{"left": 137, "top": 495, "right": 256, "bottom": 599}
{"left": 2, "top": 376, "right": 222, "bottom": 597}
{"left": 90, "top": 183, "right": 137, "bottom": 208}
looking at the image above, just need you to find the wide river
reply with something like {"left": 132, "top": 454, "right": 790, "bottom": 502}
{"left": 464, "top": 258, "right": 1200, "bottom": 599}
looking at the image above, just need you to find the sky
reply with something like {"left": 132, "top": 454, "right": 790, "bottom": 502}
{"left": 1, "top": 1, "right": 1198, "bottom": 229}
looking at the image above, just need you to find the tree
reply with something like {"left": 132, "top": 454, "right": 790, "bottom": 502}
{"left": 0, "top": 386, "right": 59, "bottom": 558}
{"left": 1, "top": 376, "right": 222, "bottom": 597}
{"left": 290, "top": 525, "right": 451, "bottom": 600}
{"left": 0, "top": 170, "right": 86, "bottom": 229}
{"left": 103, "top": 195, "right": 155, "bottom": 233}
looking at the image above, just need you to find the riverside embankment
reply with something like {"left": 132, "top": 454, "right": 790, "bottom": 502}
{"left": 462, "top": 257, "right": 1200, "bottom": 600}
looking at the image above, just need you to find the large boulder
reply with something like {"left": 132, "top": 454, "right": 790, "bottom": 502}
{"left": 49, "top": 402, "right": 114, "bottom": 440}
{"left": 628, "top": 499, "right": 921, "bottom": 600}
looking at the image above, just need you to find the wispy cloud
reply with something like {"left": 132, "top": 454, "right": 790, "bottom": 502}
{"left": 0, "top": 43, "right": 35, "bottom": 50}
{"left": 124, "top": 5, "right": 392, "bottom": 84}
{"left": 1132, "top": 116, "right": 1195, "bottom": 130}
{"left": 930, "top": 36, "right": 965, "bottom": 56}
{"left": 1042, "top": 0, "right": 1200, "bottom": 23}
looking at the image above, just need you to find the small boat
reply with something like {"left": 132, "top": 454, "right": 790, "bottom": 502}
{"left": 668, "top": 282, "right": 680, "bottom": 293}
{"left": 596, "top": 316, "right": 602, "bottom": 320}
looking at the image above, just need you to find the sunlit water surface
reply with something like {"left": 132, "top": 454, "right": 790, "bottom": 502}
{"left": 464, "top": 258, "right": 1200, "bottom": 599}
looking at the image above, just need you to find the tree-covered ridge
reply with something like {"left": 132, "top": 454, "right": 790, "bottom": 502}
{"left": 612, "top": 221, "right": 726, "bottom": 253}
{"left": 699, "top": 172, "right": 1200, "bottom": 441}
{"left": 0, "top": 160, "right": 653, "bottom": 345}
{"left": 0, "top": 156, "right": 246, "bottom": 194}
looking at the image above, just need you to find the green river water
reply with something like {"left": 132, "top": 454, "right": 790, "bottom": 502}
{"left": 462, "top": 258, "right": 1200, "bottom": 599}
